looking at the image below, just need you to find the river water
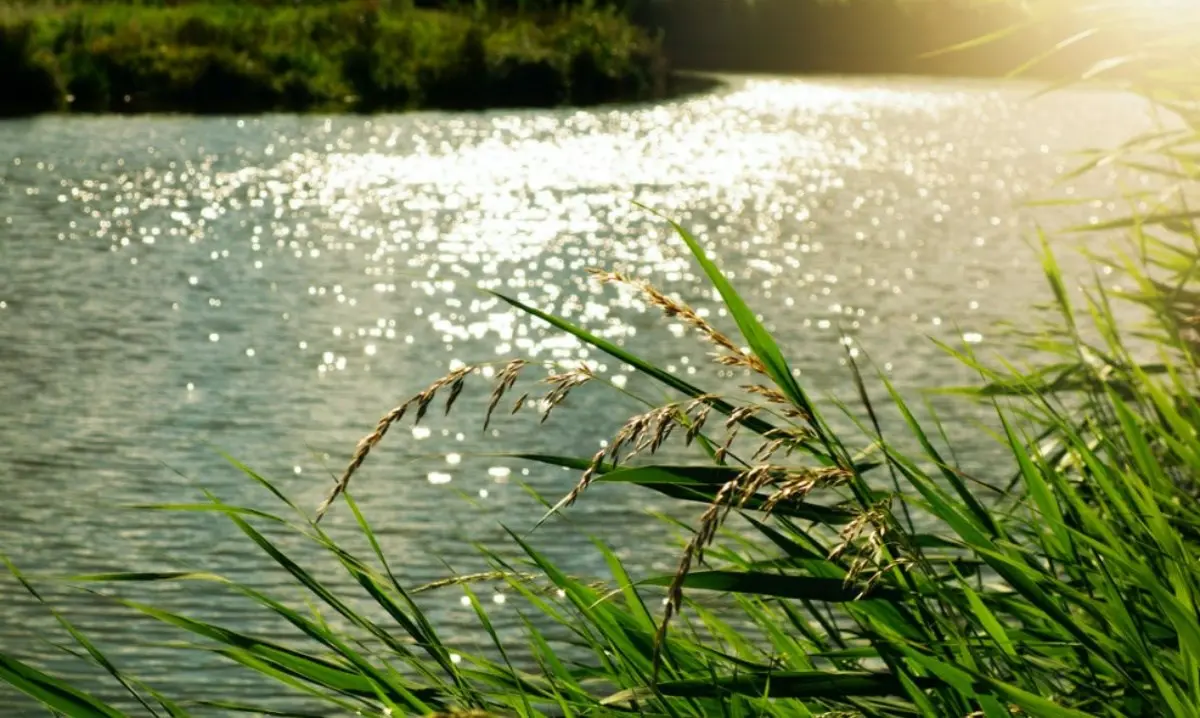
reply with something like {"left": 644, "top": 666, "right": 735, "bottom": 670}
{"left": 0, "top": 75, "right": 1155, "bottom": 713}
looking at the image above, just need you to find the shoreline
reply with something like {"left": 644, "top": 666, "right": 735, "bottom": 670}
{"left": 0, "top": 68, "right": 1135, "bottom": 122}
{"left": 17, "top": 72, "right": 729, "bottom": 119}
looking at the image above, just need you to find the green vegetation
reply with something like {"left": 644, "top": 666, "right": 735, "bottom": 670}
{"left": 0, "top": 0, "right": 1137, "bottom": 116}
{"left": 0, "top": 1, "right": 666, "bottom": 116}
{"left": 5, "top": 1, "right": 1200, "bottom": 717}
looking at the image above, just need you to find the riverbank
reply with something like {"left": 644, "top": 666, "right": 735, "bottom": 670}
{"left": 0, "top": 2, "right": 668, "bottom": 116}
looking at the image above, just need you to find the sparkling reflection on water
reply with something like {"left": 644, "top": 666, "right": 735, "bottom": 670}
{"left": 0, "top": 76, "right": 1152, "bottom": 712}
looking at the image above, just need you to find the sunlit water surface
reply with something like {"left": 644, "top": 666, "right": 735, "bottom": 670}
{"left": 0, "top": 76, "right": 1157, "bottom": 713}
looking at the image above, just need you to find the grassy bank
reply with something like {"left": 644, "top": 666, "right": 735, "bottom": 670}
{"left": 0, "top": 1, "right": 667, "bottom": 116}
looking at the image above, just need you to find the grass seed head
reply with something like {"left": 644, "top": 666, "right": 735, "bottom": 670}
{"left": 316, "top": 365, "right": 475, "bottom": 522}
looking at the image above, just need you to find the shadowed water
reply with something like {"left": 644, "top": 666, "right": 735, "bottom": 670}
{"left": 0, "top": 76, "right": 1154, "bottom": 713}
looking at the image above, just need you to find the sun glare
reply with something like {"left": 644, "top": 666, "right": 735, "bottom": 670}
{"left": 1103, "top": 0, "right": 1200, "bottom": 17}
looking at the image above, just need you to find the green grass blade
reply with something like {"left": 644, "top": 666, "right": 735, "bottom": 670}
{"left": 657, "top": 214, "right": 818, "bottom": 424}
{"left": 602, "top": 670, "right": 933, "bottom": 704}
{"left": 639, "top": 571, "right": 905, "bottom": 602}
{"left": 0, "top": 651, "right": 126, "bottom": 718}
{"left": 2, "top": 556, "right": 164, "bottom": 717}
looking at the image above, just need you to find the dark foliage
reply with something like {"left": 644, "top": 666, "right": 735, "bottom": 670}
{"left": 0, "top": 1, "right": 667, "bottom": 115}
